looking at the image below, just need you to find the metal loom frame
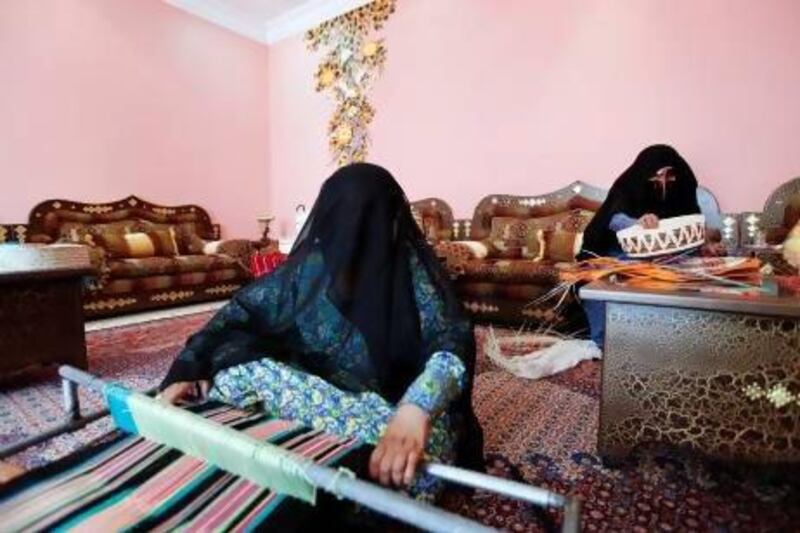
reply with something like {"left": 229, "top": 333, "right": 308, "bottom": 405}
{"left": 0, "top": 365, "right": 582, "bottom": 532}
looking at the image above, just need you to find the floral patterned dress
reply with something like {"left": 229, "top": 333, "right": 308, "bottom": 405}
{"left": 208, "top": 249, "right": 467, "bottom": 500}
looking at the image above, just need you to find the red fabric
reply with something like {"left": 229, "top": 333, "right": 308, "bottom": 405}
{"left": 775, "top": 275, "right": 800, "bottom": 295}
{"left": 250, "top": 251, "right": 287, "bottom": 277}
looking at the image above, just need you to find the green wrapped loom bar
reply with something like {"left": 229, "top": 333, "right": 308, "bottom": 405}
{"left": 104, "top": 383, "right": 317, "bottom": 504}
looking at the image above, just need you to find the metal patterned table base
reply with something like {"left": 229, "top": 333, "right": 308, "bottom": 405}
{"left": 600, "top": 303, "right": 800, "bottom": 464}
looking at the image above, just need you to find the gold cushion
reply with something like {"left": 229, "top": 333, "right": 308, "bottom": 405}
{"left": 146, "top": 228, "right": 179, "bottom": 256}
{"left": 543, "top": 229, "right": 584, "bottom": 262}
{"left": 123, "top": 233, "right": 156, "bottom": 258}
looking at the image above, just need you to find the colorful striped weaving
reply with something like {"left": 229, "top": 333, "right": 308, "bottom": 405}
{"left": 0, "top": 405, "right": 366, "bottom": 531}
{"left": 104, "top": 384, "right": 318, "bottom": 503}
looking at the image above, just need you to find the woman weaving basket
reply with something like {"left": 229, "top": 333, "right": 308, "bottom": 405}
{"left": 160, "top": 163, "right": 483, "bottom": 502}
{"left": 579, "top": 144, "right": 725, "bottom": 349}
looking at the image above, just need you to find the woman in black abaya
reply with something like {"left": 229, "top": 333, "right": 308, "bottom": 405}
{"left": 160, "top": 163, "right": 483, "bottom": 501}
{"left": 580, "top": 144, "right": 723, "bottom": 348}
{"left": 581, "top": 144, "right": 702, "bottom": 257}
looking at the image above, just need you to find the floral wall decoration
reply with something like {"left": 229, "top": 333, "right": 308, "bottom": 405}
{"left": 306, "top": 0, "right": 396, "bottom": 167}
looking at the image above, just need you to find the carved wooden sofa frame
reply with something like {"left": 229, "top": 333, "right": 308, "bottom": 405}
{"left": 23, "top": 195, "right": 252, "bottom": 318}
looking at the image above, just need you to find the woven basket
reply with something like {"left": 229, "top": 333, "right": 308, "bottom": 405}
{"left": 617, "top": 214, "right": 705, "bottom": 258}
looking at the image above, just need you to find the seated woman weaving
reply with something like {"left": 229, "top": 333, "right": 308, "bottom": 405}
{"left": 159, "top": 163, "right": 483, "bottom": 501}
{"left": 580, "top": 144, "right": 724, "bottom": 348}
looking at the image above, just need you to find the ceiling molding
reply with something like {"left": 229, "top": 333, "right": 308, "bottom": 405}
{"left": 263, "top": 0, "right": 372, "bottom": 44}
{"left": 165, "top": 0, "right": 372, "bottom": 46}
{"left": 165, "top": 0, "right": 268, "bottom": 43}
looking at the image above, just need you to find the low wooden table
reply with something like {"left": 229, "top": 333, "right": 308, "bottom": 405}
{"left": 0, "top": 244, "right": 92, "bottom": 377}
{"left": 581, "top": 280, "right": 800, "bottom": 465}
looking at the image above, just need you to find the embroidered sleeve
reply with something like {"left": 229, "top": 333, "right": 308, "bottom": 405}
{"left": 400, "top": 351, "right": 466, "bottom": 417}
{"left": 164, "top": 253, "right": 325, "bottom": 385}
{"left": 609, "top": 213, "right": 638, "bottom": 232}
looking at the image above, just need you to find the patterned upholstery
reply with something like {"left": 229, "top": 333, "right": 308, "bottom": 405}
{"left": 107, "top": 255, "right": 240, "bottom": 278}
{"left": 460, "top": 259, "right": 560, "bottom": 285}
{"left": 762, "top": 176, "right": 800, "bottom": 244}
{"left": 103, "top": 269, "right": 241, "bottom": 294}
{"left": 432, "top": 182, "right": 731, "bottom": 329}
{"left": 409, "top": 198, "right": 454, "bottom": 242}
{"left": 469, "top": 182, "right": 606, "bottom": 241}
{"left": 427, "top": 183, "right": 607, "bottom": 329}
{"left": 24, "top": 195, "right": 252, "bottom": 318}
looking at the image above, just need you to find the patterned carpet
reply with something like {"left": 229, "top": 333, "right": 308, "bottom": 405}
{"left": 1, "top": 313, "right": 797, "bottom": 531}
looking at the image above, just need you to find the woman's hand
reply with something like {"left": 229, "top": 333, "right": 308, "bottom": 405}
{"left": 369, "top": 404, "right": 430, "bottom": 488}
{"left": 638, "top": 213, "right": 660, "bottom": 229}
{"left": 159, "top": 380, "right": 210, "bottom": 405}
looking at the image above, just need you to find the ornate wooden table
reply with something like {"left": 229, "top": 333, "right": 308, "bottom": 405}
{"left": 0, "top": 244, "right": 92, "bottom": 377}
{"left": 581, "top": 280, "right": 800, "bottom": 465}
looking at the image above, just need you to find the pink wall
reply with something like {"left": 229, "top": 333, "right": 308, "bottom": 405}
{"left": 267, "top": 0, "right": 800, "bottom": 234}
{"left": 0, "top": 0, "right": 270, "bottom": 237}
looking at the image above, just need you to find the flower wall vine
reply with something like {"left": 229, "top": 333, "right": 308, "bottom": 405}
{"left": 306, "top": 0, "right": 396, "bottom": 167}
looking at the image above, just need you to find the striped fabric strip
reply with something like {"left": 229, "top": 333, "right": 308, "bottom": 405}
{"left": 104, "top": 384, "right": 318, "bottom": 503}
{"left": 0, "top": 405, "right": 365, "bottom": 532}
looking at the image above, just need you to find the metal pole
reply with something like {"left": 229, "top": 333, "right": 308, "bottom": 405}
{"left": 424, "top": 462, "right": 564, "bottom": 507}
{"left": 0, "top": 408, "right": 109, "bottom": 460}
{"left": 59, "top": 365, "right": 107, "bottom": 394}
{"left": 304, "top": 463, "right": 495, "bottom": 533}
{"left": 62, "top": 378, "right": 80, "bottom": 421}
{"left": 0, "top": 367, "right": 155, "bottom": 460}
{"left": 561, "top": 497, "right": 582, "bottom": 533}
{"left": 424, "top": 463, "right": 582, "bottom": 533}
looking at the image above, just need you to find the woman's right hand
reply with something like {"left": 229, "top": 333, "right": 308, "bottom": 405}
{"left": 638, "top": 213, "right": 660, "bottom": 229}
{"left": 159, "top": 380, "right": 210, "bottom": 405}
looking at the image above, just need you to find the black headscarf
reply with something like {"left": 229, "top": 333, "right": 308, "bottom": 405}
{"left": 290, "top": 163, "right": 475, "bottom": 401}
{"left": 582, "top": 144, "right": 701, "bottom": 256}
{"left": 162, "top": 163, "right": 483, "bottom": 468}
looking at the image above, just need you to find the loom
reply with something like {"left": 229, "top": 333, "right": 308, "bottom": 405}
{"left": 0, "top": 365, "right": 582, "bottom": 532}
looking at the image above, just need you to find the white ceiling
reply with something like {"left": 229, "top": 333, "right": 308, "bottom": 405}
{"left": 165, "top": 0, "right": 372, "bottom": 45}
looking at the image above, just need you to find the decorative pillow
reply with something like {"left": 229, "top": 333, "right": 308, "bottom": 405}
{"left": 521, "top": 230, "right": 545, "bottom": 260}
{"left": 490, "top": 214, "right": 578, "bottom": 258}
{"left": 562, "top": 209, "right": 597, "bottom": 232}
{"left": 91, "top": 232, "right": 123, "bottom": 258}
{"left": 175, "top": 226, "right": 206, "bottom": 255}
{"left": 782, "top": 221, "right": 800, "bottom": 269}
{"left": 543, "top": 229, "right": 584, "bottom": 262}
{"left": 94, "top": 232, "right": 156, "bottom": 258}
{"left": 458, "top": 241, "right": 489, "bottom": 259}
{"left": 92, "top": 221, "right": 135, "bottom": 235}
{"left": 481, "top": 238, "right": 519, "bottom": 259}
{"left": 203, "top": 240, "right": 223, "bottom": 255}
{"left": 433, "top": 241, "right": 488, "bottom": 278}
{"left": 146, "top": 228, "right": 179, "bottom": 256}
{"left": 488, "top": 217, "right": 529, "bottom": 258}
{"left": 124, "top": 233, "right": 157, "bottom": 258}
{"left": 60, "top": 223, "right": 98, "bottom": 247}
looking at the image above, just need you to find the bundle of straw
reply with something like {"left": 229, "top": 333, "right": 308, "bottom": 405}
{"left": 558, "top": 256, "right": 763, "bottom": 291}
{"left": 529, "top": 256, "right": 764, "bottom": 314}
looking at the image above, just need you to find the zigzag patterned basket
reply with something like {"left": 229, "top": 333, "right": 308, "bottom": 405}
{"left": 617, "top": 214, "right": 706, "bottom": 258}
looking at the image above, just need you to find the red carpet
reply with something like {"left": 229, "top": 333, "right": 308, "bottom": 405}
{"left": 1, "top": 312, "right": 796, "bottom": 531}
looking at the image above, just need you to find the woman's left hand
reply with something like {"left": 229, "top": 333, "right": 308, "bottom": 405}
{"left": 369, "top": 404, "right": 430, "bottom": 488}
